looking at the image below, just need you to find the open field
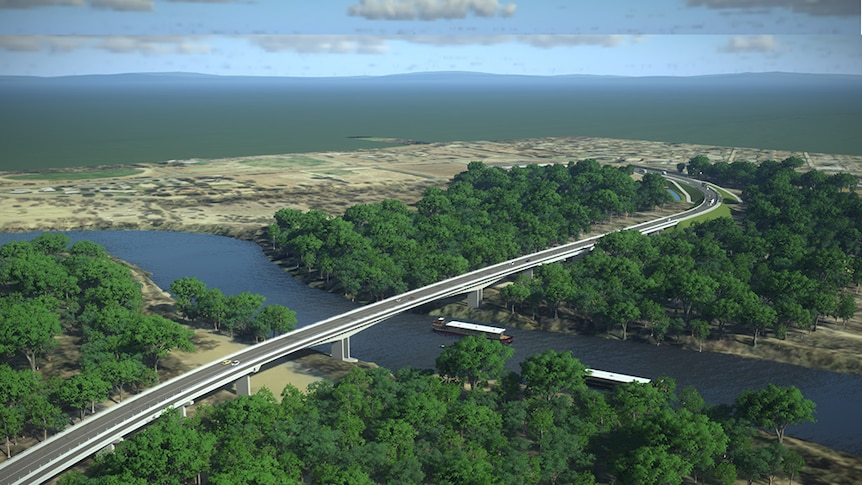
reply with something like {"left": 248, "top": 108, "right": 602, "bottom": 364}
{"left": 2, "top": 135, "right": 861, "bottom": 238}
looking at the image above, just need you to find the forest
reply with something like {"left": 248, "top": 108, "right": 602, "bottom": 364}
{"left": 56, "top": 338, "right": 816, "bottom": 485}
{"left": 267, "top": 159, "right": 672, "bottom": 302}
{"left": 1, "top": 155, "right": 859, "bottom": 483}
{"left": 269, "top": 157, "right": 860, "bottom": 348}
{"left": 0, "top": 235, "right": 295, "bottom": 458}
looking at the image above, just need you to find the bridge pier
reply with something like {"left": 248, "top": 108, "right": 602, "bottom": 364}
{"left": 235, "top": 374, "right": 252, "bottom": 396}
{"left": 98, "top": 438, "right": 123, "bottom": 456}
{"left": 467, "top": 288, "right": 483, "bottom": 308}
{"left": 521, "top": 268, "right": 534, "bottom": 279}
{"left": 332, "top": 337, "right": 358, "bottom": 363}
{"left": 180, "top": 400, "right": 194, "bottom": 417}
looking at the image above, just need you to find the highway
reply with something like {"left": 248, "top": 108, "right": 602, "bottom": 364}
{"left": 0, "top": 170, "right": 722, "bottom": 485}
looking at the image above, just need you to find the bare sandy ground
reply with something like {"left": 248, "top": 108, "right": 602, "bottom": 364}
{"left": 2, "top": 135, "right": 860, "bottom": 238}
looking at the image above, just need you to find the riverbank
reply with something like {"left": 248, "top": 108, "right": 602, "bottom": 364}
{"left": 134, "top": 259, "right": 862, "bottom": 482}
{"left": 128, "top": 260, "right": 376, "bottom": 401}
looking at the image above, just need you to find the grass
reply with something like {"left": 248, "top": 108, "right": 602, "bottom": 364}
{"left": 8, "top": 168, "right": 143, "bottom": 181}
{"left": 240, "top": 157, "right": 327, "bottom": 168}
{"left": 710, "top": 184, "right": 741, "bottom": 203}
{"left": 674, "top": 203, "right": 732, "bottom": 230}
{"left": 674, "top": 182, "right": 704, "bottom": 204}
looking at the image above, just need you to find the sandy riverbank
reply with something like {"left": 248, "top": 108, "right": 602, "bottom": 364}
{"left": 130, "top": 263, "right": 375, "bottom": 407}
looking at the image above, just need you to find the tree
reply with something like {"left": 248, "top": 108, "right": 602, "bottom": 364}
{"left": 96, "top": 358, "right": 155, "bottom": 402}
{"left": 222, "top": 291, "right": 266, "bottom": 338}
{"left": 519, "top": 349, "right": 588, "bottom": 401}
{"left": 24, "top": 390, "right": 66, "bottom": 441}
{"left": 249, "top": 304, "right": 297, "bottom": 342}
{"left": 435, "top": 335, "right": 514, "bottom": 390}
{"left": 0, "top": 405, "right": 24, "bottom": 458}
{"left": 736, "top": 384, "right": 816, "bottom": 443}
{"left": 834, "top": 291, "right": 856, "bottom": 329}
{"left": 0, "top": 300, "right": 61, "bottom": 372}
{"left": 689, "top": 318, "right": 711, "bottom": 352}
{"left": 499, "top": 281, "right": 531, "bottom": 314}
{"left": 127, "top": 314, "right": 195, "bottom": 373}
{"left": 197, "top": 287, "right": 228, "bottom": 331}
{"left": 169, "top": 276, "right": 207, "bottom": 321}
{"left": 90, "top": 408, "right": 215, "bottom": 485}
{"left": 57, "top": 373, "right": 111, "bottom": 422}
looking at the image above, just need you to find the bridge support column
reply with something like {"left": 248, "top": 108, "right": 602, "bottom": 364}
{"left": 521, "top": 268, "right": 534, "bottom": 279}
{"left": 235, "top": 374, "right": 252, "bottom": 396}
{"left": 180, "top": 400, "right": 194, "bottom": 417}
{"left": 98, "top": 438, "right": 123, "bottom": 456}
{"left": 332, "top": 338, "right": 358, "bottom": 363}
{"left": 467, "top": 288, "right": 483, "bottom": 308}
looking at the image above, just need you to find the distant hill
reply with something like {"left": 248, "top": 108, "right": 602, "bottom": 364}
{"left": 1, "top": 71, "right": 859, "bottom": 90}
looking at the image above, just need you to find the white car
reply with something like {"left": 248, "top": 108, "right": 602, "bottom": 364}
{"left": 231, "top": 360, "right": 240, "bottom": 366}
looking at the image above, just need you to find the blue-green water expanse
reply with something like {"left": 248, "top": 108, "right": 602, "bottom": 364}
{"left": 1, "top": 72, "right": 860, "bottom": 171}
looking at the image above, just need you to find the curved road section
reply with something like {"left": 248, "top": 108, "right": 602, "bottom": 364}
{"left": 0, "top": 171, "right": 722, "bottom": 485}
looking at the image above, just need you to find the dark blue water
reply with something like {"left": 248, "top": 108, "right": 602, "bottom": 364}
{"left": 2, "top": 230, "right": 860, "bottom": 456}
{"left": 2, "top": 73, "right": 861, "bottom": 171}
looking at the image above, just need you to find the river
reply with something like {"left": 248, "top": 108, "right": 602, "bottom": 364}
{"left": 1, "top": 230, "right": 860, "bottom": 456}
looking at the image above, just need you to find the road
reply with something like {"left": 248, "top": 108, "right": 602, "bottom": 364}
{"left": 0, "top": 171, "right": 722, "bottom": 485}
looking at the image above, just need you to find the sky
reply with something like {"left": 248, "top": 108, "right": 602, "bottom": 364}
{"left": 0, "top": 0, "right": 860, "bottom": 77}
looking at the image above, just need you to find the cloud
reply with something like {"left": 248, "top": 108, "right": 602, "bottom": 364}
{"left": 90, "top": 0, "right": 152, "bottom": 11}
{"left": 0, "top": 35, "right": 87, "bottom": 51}
{"left": 347, "top": 0, "right": 517, "bottom": 20}
{"left": 0, "top": 0, "right": 83, "bottom": 8}
{"left": 719, "top": 34, "right": 778, "bottom": 52}
{"left": 517, "top": 35, "right": 625, "bottom": 48}
{"left": 0, "top": 0, "right": 241, "bottom": 9}
{"left": 391, "top": 35, "right": 628, "bottom": 48}
{"left": 686, "top": 0, "right": 859, "bottom": 17}
{"left": 399, "top": 35, "right": 511, "bottom": 46}
{"left": 246, "top": 35, "right": 388, "bottom": 54}
{"left": 0, "top": 35, "right": 211, "bottom": 54}
{"left": 97, "top": 36, "right": 211, "bottom": 53}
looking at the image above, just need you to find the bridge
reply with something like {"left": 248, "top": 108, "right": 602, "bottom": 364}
{"left": 0, "top": 171, "right": 722, "bottom": 485}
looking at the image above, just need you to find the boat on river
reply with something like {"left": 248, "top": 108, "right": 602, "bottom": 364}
{"left": 432, "top": 317, "right": 513, "bottom": 344}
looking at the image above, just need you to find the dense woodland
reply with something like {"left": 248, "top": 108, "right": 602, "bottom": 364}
{"left": 267, "top": 160, "right": 673, "bottom": 302}
{"left": 270, "top": 157, "right": 860, "bottom": 348}
{"left": 0, "top": 235, "right": 295, "bottom": 458}
{"left": 58, "top": 339, "right": 816, "bottom": 485}
{"left": 1, "top": 156, "right": 859, "bottom": 484}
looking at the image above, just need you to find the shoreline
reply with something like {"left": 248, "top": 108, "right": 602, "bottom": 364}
{"left": 0, "top": 134, "right": 858, "bottom": 379}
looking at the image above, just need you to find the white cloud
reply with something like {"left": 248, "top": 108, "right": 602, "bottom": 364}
{"left": 400, "top": 35, "right": 511, "bottom": 46}
{"left": 0, "top": 0, "right": 83, "bottom": 8}
{"left": 392, "top": 35, "right": 628, "bottom": 48}
{"left": 687, "top": 0, "right": 858, "bottom": 17}
{"left": 89, "top": 0, "right": 152, "bottom": 11}
{"left": 97, "top": 36, "right": 210, "bottom": 53}
{"left": 0, "top": 35, "right": 87, "bottom": 51}
{"left": 0, "top": 35, "right": 211, "bottom": 54}
{"left": 719, "top": 34, "right": 778, "bottom": 52}
{"left": 348, "top": 0, "right": 517, "bottom": 20}
{"left": 518, "top": 35, "right": 625, "bottom": 48}
{"left": 246, "top": 35, "right": 388, "bottom": 54}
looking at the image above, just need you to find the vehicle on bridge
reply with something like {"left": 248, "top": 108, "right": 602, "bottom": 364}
{"left": 432, "top": 317, "right": 514, "bottom": 344}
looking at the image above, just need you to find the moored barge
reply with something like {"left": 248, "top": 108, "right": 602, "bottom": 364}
{"left": 432, "top": 317, "right": 513, "bottom": 344}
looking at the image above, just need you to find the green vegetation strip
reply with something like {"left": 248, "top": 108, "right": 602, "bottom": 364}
{"left": 674, "top": 183, "right": 704, "bottom": 204}
{"left": 8, "top": 168, "right": 143, "bottom": 181}
{"left": 674, "top": 204, "right": 732, "bottom": 230}
{"left": 240, "top": 157, "right": 327, "bottom": 168}
{"left": 711, "top": 185, "right": 740, "bottom": 203}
